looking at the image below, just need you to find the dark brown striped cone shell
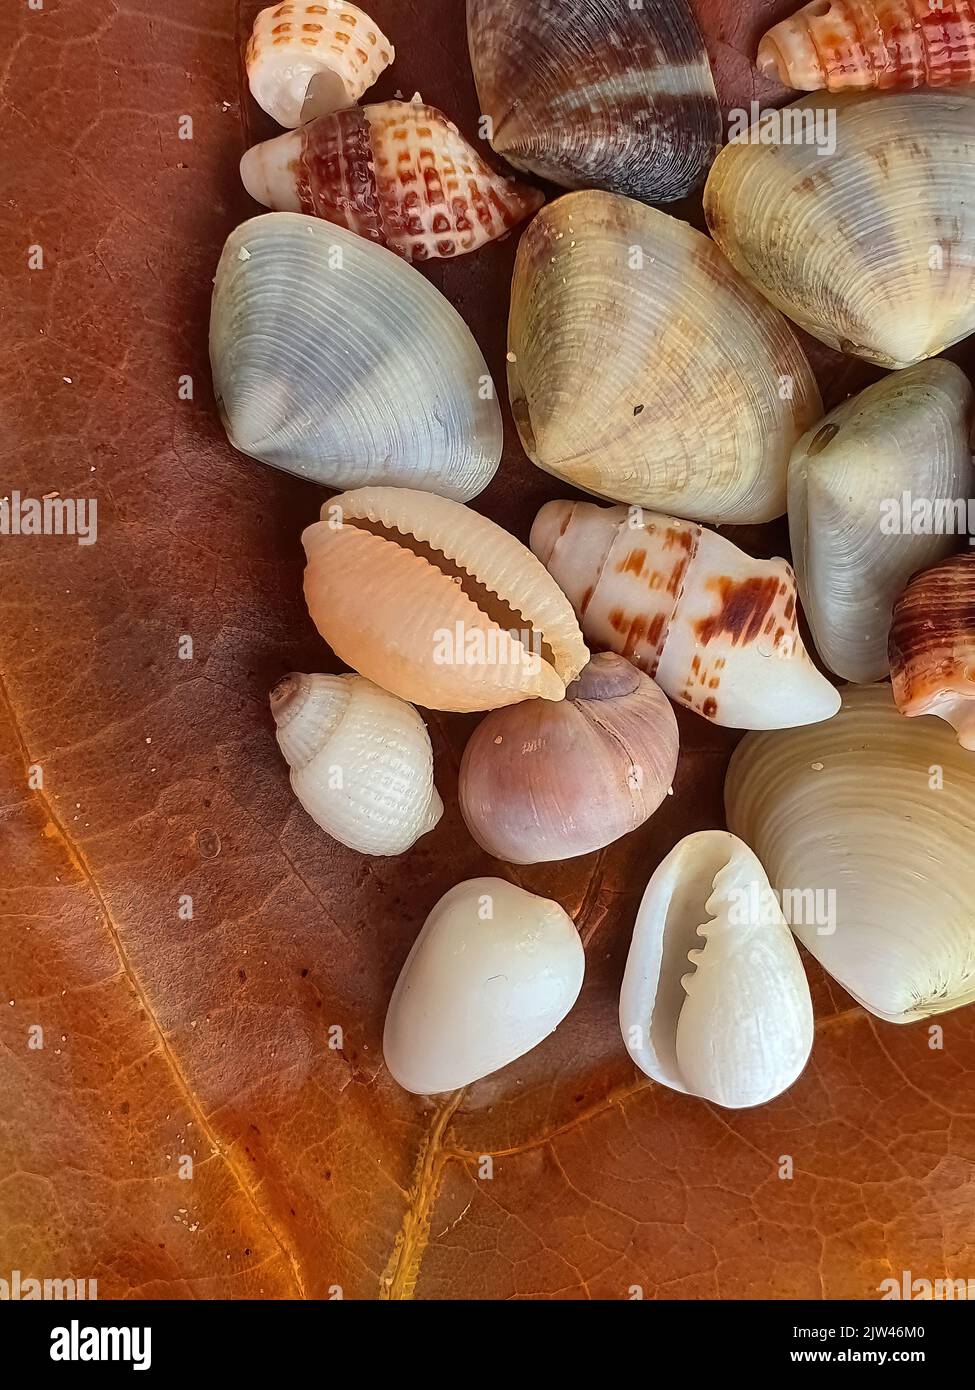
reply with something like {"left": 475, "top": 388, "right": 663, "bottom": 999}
{"left": 466, "top": 0, "right": 721, "bottom": 203}
{"left": 889, "top": 552, "right": 975, "bottom": 748}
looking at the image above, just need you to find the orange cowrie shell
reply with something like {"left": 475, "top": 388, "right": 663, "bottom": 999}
{"left": 245, "top": 1, "right": 394, "bottom": 128}
{"left": 302, "top": 487, "right": 589, "bottom": 713}
{"left": 241, "top": 99, "right": 544, "bottom": 262}
{"left": 758, "top": 0, "right": 975, "bottom": 92}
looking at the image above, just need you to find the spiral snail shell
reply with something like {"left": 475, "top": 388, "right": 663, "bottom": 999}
{"left": 271, "top": 672, "right": 442, "bottom": 855}
{"left": 245, "top": 1, "right": 394, "bottom": 128}
{"left": 531, "top": 499, "right": 840, "bottom": 730}
{"left": 459, "top": 654, "right": 679, "bottom": 864}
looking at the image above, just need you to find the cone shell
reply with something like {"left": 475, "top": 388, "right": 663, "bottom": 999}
{"left": 245, "top": 1, "right": 393, "bottom": 128}
{"left": 209, "top": 214, "right": 502, "bottom": 501}
{"left": 240, "top": 100, "right": 544, "bottom": 262}
{"left": 458, "top": 653, "right": 679, "bottom": 864}
{"left": 890, "top": 553, "right": 975, "bottom": 748}
{"left": 466, "top": 0, "right": 721, "bottom": 203}
{"left": 270, "top": 672, "right": 443, "bottom": 855}
{"left": 726, "top": 683, "right": 975, "bottom": 1022}
{"left": 508, "top": 192, "right": 822, "bottom": 525}
{"left": 790, "top": 361, "right": 974, "bottom": 684}
{"left": 619, "top": 831, "right": 814, "bottom": 1109}
{"left": 383, "top": 877, "right": 585, "bottom": 1094}
{"left": 302, "top": 487, "right": 589, "bottom": 713}
{"left": 758, "top": 0, "right": 975, "bottom": 92}
{"left": 531, "top": 498, "right": 840, "bottom": 730}
{"left": 704, "top": 87, "right": 975, "bottom": 368}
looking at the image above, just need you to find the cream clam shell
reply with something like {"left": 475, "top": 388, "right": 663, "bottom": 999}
{"left": 726, "top": 684, "right": 975, "bottom": 1023}
{"left": 302, "top": 487, "right": 589, "bottom": 712}
{"left": 383, "top": 877, "right": 585, "bottom": 1094}
{"left": 270, "top": 672, "right": 442, "bottom": 856}
{"left": 619, "top": 831, "right": 814, "bottom": 1109}
{"left": 789, "top": 360, "right": 974, "bottom": 684}
{"left": 507, "top": 191, "right": 821, "bottom": 524}
{"left": 209, "top": 214, "right": 502, "bottom": 502}
{"left": 704, "top": 87, "right": 975, "bottom": 368}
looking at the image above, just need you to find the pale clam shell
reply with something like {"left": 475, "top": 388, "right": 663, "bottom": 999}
{"left": 704, "top": 87, "right": 975, "bottom": 368}
{"left": 271, "top": 672, "right": 442, "bottom": 856}
{"left": 619, "top": 831, "right": 814, "bottom": 1109}
{"left": 245, "top": 1, "right": 394, "bottom": 128}
{"left": 209, "top": 214, "right": 502, "bottom": 501}
{"left": 303, "top": 487, "right": 589, "bottom": 712}
{"left": 240, "top": 100, "right": 544, "bottom": 261}
{"left": 383, "top": 877, "right": 585, "bottom": 1094}
{"left": 508, "top": 191, "right": 821, "bottom": 524}
{"left": 458, "top": 653, "right": 679, "bottom": 864}
{"left": 726, "top": 683, "right": 975, "bottom": 1022}
{"left": 467, "top": 0, "right": 721, "bottom": 202}
{"left": 789, "top": 361, "right": 974, "bottom": 684}
{"left": 531, "top": 498, "right": 840, "bottom": 730}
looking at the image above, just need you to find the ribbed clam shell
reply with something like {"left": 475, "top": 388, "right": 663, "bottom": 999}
{"left": 240, "top": 100, "right": 544, "bottom": 261}
{"left": 271, "top": 672, "right": 443, "bottom": 855}
{"left": 466, "top": 0, "right": 721, "bottom": 203}
{"left": 619, "top": 831, "right": 814, "bottom": 1109}
{"left": 245, "top": 1, "right": 394, "bottom": 128}
{"left": 890, "top": 553, "right": 975, "bottom": 748}
{"left": 726, "top": 683, "right": 975, "bottom": 1022}
{"left": 758, "top": 0, "right": 975, "bottom": 92}
{"left": 531, "top": 499, "right": 840, "bottom": 730}
{"left": 209, "top": 214, "right": 502, "bottom": 501}
{"left": 508, "top": 192, "right": 821, "bottom": 525}
{"left": 704, "top": 87, "right": 975, "bottom": 368}
{"left": 302, "top": 487, "right": 589, "bottom": 712}
{"left": 458, "top": 653, "right": 679, "bottom": 864}
{"left": 383, "top": 877, "right": 585, "bottom": 1094}
{"left": 789, "top": 361, "right": 974, "bottom": 684}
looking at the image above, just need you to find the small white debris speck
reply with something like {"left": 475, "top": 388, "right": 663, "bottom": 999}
{"left": 63, "top": 376, "right": 73, "bottom": 384}
{"left": 811, "top": 761, "right": 824, "bottom": 771}
{"left": 238, "top": 247, "right": 251, "bottom": 262}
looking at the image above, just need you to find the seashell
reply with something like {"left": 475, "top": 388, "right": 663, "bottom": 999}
{"left": 303, "top": 486, "right": 589, "bottom": 713}
{"left": 758, "top": 0, "right": 975, "bottom": 92}
{"left": 209, "top": 213, "right": 502, "bottom": 501}
{"left": 726, "top": 683, "right": 975, "bottom": 1022}
{"left": 458, "top": 653, "right": 678, "bottom": 864}
{"left": 240, "top": 99, "right": 544, "bottom": 262}
{"left": 245, "top": 1, "right": 394, "bottom": 128}
{"left": 790, "top": 361, "right": 974, "bottom": 684}
{"left": 531, "top": 498, "right": 840, "bottom": 730}
{"left": 889, "top": 553, "right": 975, "bottom": 749}
{"left": 507, "top": 191, "right": 821, "bottom": 525}
{"left": 466, "top": 0, "right": 722, "bottom": 203}
{"left": 270, "top": 671, "right": 442, "bottom": 855}
{"left": 383, "top": 877, "right": 585, "bottom": 1093}
{"left": 704, "top": 87, "right": 975, "bottom": 368}
{"left": 619, "top": 831, "right": 814, "bottom": 1109}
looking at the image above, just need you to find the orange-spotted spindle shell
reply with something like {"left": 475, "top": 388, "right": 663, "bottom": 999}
{"left": 240, "top": 100, "right": 544, "bottom": 261}
{"left": 889, "top": 553, "right": 975, "bottom": 749}
{"left": 245, "top": 1, "right": 394, "bottom": 128}
{"left": 758, "top": 0, "right": 975, "bottom": 91}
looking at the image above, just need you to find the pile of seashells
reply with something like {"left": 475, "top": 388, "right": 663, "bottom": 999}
{"left": 211, "top": 0, "right": 975, "bottom": 1109}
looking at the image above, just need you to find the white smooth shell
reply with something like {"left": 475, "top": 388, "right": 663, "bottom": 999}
{"left": 272, "top": 672, "right": 443, "bottom": 856}
{"left": 209, "top": 214, "right": 502, "bottom": 501}
{"left": 619, "top": 830, "right": 814, "bottom": 1108}
{"left": 383, "top": 877, "right": 585, "bottom": 1094}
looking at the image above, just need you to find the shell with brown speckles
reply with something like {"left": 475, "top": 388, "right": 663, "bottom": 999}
{"left": 507, "top": 191, "right": 821, "bottom": 525}
{"left": 530, "top": 498, "right": 840, "bottom": 730}
{"left": 704, "top": 87, "right": 975, "bottom": 368}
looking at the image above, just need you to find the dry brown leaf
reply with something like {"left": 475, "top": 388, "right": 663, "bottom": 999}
{"left": 0, "top": 0, "right": 972, "bottom": 1300}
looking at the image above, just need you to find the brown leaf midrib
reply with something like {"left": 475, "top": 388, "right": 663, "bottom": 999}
{"left": 0, "top": 667, "right": 308, "bottom": 1299}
